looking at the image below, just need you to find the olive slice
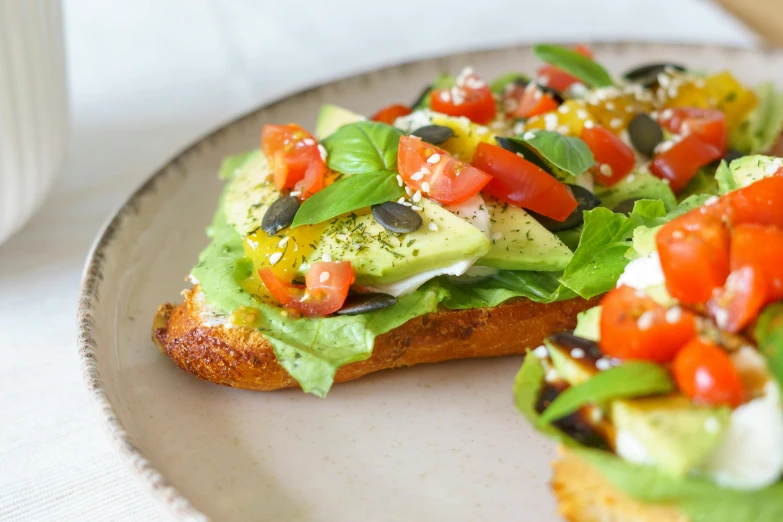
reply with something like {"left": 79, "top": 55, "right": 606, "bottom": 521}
{"left": 495, "top": 136, "right": 554, "bottom": 175}
{"left": 612, "top": 197, "right": 643, "bottom": 216}
{"left": 371, "top": 201, "right": 423, "bottom": 234}
{"left": 411, "top": 124, "right": 454, "bottom": 145}
{"left": 534, "top": 83, "right": 565, "bottom": 104}
{"left": 261, "top": 196, "right": 300, "bottom": 236}
{"left": 548, "top": 331, "right": 604, "bottom": 362}
{"left": 528, "top": 185, "right": 601, "bottom": 232}
{"left": 336, "top": 293, "right": 398, "bottom": 316}
{"left": 627, "top": 113, "right": 663, "bottom": 158}
{"left": 622, "top": 62, "right": 686, "bottom": 88}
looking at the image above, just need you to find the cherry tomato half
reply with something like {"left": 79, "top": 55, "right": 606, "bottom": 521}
{"left": 599, "top": 285, "right": 697, "bottom": 363}
{"left": 371, "top": 104, "right": 412, "bottom": 125}
{"left": 258, "top": 261, "right": 355, "bottom": 317}
{"left": 580, "top": 125, "right": 635, "bottom": 186}
{"left": 673, "top": 337, "right": 745, "bottom": 407}
{"left": 261, "top": 124, "right": 326, "bottom": 199}
{"left": 730, "top": 223, "right": 783, "bottom": 301}
{"left": 397, "top": 135, "right": 492, "bottom": 205}
{"left": 648, "top": 134, "right": 723, "bottom": 193}
{"left": 505, "top": 82, "right": 560, "bottom": 119}
{"left": 723, "top": 175, "right": 783, "bottom": 229}
{"left": 661, "top": 107, "right": 727, "bottom": 152}
{"left": 430, "top": 70, "right": 496, "bottom": 124}
{"left": 708, "top": 265, "right": 768, "bottom": 333}
{"left": 472, "top": 142, "right": 577, "bottom": 221}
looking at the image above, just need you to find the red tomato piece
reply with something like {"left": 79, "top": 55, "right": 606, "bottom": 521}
{"left": 730, "top": 223, "right": 783, "bottom": 301}
{"left": 472, "top": 142, "right": 577, "bottom": 221}
{"left": 660, "top": 107, "right": 727, "bottom": 152}
{"left": 580, "top": 125, "right": 635, "bottom": 186}
{"left": 600, "top": 286, "right": 697, "bottom": 363}
{"left": 430, "top": 70, "right": 496, "bottom": 124}
{"left": 261, "top": 124, "right": 326, "bottom": 200}
{"left": 536, "top": 44, "right": 593, "bottom": 92}
{"left": 723, "top": 175, "right": 783, "bottom": 229}
{"left": 506, "top": 83, "right": 560, "bottom": 119}
{"left": 656, "top": 208, "right": 731, "bottom": 304}
{"left": 672, "top": 338, "right": 745, "bottom": 407}
{"left": 371, "top": 104, "right": 412, "bottom": 125}
{"left": 397, "top": 135, "right": 492, "bottom": 205}
{"left": 708, "top": 266, "right": 768, "bottom": 333}
{"left": 258, "top": 261, "right": 355, "bottom": 317}
{"left": 648, "top": 134, "right": 723, "bottom": 192}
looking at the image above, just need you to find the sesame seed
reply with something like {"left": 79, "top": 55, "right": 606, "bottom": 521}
{"left": 439, "top": 90, "right": 451, "bottom": 102}
{"left": 301, "top": 291, "right": 310, "bottom": 301}
{"left": 705, "top": 196, "right": 719, "bottom": 206}
{"left": 538, "top": 74, "right": 550, "bottom": 86}
{"left": 504, "top": 98, "right": 519, "bottom": 113}
{"left": 661, "top": 178, "right": 671, "bottom": 185}
{"left": 599, "top": 163, "right": 613, "bottom": 177}
{"left": 492, "top": 231, "right": 503, "bottom": 240}
{"left": 544, "top": 113, "right": 559, "bottom": 131}
{"left": 657, "top": 73, "right": 670, "bottom": 88}
{"left": 523, "top": 131, "right": 537, "bottom": 140}
{"left": 290, "top": 190, "right": 302, "bottom": 197}
{"left": 396, "top": 174, "right": 403, "bottom": 187}
{"left": 576, "top": 109, "right": 589, "bottom": 119}
{"left": 411, "top": 171, "right": 424, "bottom": 181}
{"left": 476, "top": 126, "right": 489, "bottom": 135}
{"left": 660, "top": 108, "right": 673, "bottom": 121}
{"left": 532, "top": 345, "right": 549, "bottom": 359}
{"left": 421, "top": 181, "right": 431, "bottom": 193}
{"left": 637, "top": 311, "right": 655, "bottom": 330}
{"left": 322, "top": 253, "right": 332, "bottom": 262}
{"left": 704, "top": 416, "right": 720, "bottom": 434}
{"left": 405, "top": 186, "right": 412, "bottom": 196}
{"left": 513, "top": 121, "right": 526, "bottom": 134}
{"left": 625, "top": 174, "right": 636, "bottom": 183}
{"left": 428, "top": 222, "right": 439, "bottom": 232}
{"left": 319, "top": 271, "right": 330, "bottom": 283}
{"left": 557, "top": 125, "right": 570, "bottom": 135}
{"left": 571, "top": 348, "right": 585, "bottom": 359}
{"left": 665, "top": 306, "right": 682, "bottom": 323}
{"left": 605, "top": 102, "right": 616, "bottom": 110}
{"left": 596, "top": 358, "right": 612, "bottom": 371}
{"left": 588, "top": 408, "right": 604, "bottom": 423}
{"left": 412, "top": 190, "right": 422, "bottom": 203}
{"left": 545, "top": 368, "right": 560, "bottom": 382}
{"left": 516, "top": 152, "right": 525, "bottom": 158}
{"left": 278, "top": 237, "right": 289, "bottom": 247}
{"left": 584, "top": 120, "right": 595, "bottom": 129}
{"left": 667, "top": 86, "right": 679, "bottom": 98}
{"left": 558, "top": 104, "right": 570, "bottom": 114}
{"left": 421, "top": 166, "right": 431, "bottom": 175}
{"left": 411, "top": 205, "right": 423, "bottom": 211}
{"left": 318, "top": 144, "right": 328, "bottom": 161}
{"left": 397, "top": 197, "right": 407, "bottom": 204}
{"left": 655, "top": 140, "right": 674, "bottom": 154}
{"left": 269, "top": 252, "right": 283, "bottom": 265}
{"left": 765, "top": 163, "right": 780, "bottom": 175}
{"left": 427, "top": 154, "right": 441, "bottom": 164}
{"left": 672, "top": 230, "right": 684, "bottom": 239}
{"left": 534, "top": 89, "right": 543, "bottom": 101}
{"left": 625, "top": 105, "right": 635, "bottom": 113}
{"left": 610, "top": 118, "right": 623, "bottom": 129}
{"left": 302, "top": 137, "right": 315, "bottom": 146}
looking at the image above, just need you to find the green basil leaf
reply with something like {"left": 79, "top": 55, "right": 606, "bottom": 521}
{"left": 755, "top": 302, "right": 783, "bottom": 389}
{"left": 538, "top": 361, "right": 674, "bottom": 424}
{"left": 715, "top": 159, "right": 738, "bottom": 195}
{"left": 533, "top": 44, "right": 613, "bottom": 88}
{"left": 559, "top": 200, "right": 667, "bottom": 298}
{"left": 218, "top": 150, "right": 260, "bottom": 180}
{"left": 323, "top": 121, "right": 404, "bottom": 174}
{"left": 515, "top": 130, "right": 595, "bottom": 177}
{"left": 291, "top": 170, "right": 403, "bottom": 228}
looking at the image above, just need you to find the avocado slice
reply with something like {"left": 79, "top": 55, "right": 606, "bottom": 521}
{"left": 475, "top": 198, "right": 573, "bottom": 272}
{"left": 546, "top": 338, "right": 597, "bottom": 386}
{"left": 594, "top": 172, "right": 677, "bottom": 212}
{"left": 729, "top": 154, "right": 782, "bottom": 189}
{"left": 612, "top": 395, "right": 730, "bottom": 477}
{"left": 573, "top": 306, "right": 602, "bottom": 342}
{"left": 315, "top": 104, "right": 365, "bottom": 140}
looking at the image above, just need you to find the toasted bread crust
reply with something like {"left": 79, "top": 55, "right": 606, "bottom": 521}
{"left": 551, "top": 448, "right": 688, "bottom": 522}
{"left": 153, "top": 286, "right": 600, "bottom": 391}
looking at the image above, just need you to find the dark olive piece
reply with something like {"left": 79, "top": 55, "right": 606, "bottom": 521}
{"left": 495, "top": 137, "right": 554, "bottom": 175}
{"left": 411, "top": 124, "right": 454, "bottom": 145}
{"left": 528, "top": 185, "right": 601, "bottom": 232}
{"left": 622, "top": 62, "right": 686, "bottom": 88}
{"left": 261, "top": 196, "right": 300, "bottom": 236}
{"left": 535, "top": 83, "right": 565, "bottom": 104}
{"left": 336, "top": 293, "right": 398, "bottom": 316}
{"left": 371, "top": 201, "right": 423, "bottom": 234}
{"left": 548, "top": 332, "right": 603, "bottom": 362}
{"left": 612, "top": 197, "right": 643, "bottom": 216}
{"left": 627, "top": 113, "right": 664, "bottom": 157}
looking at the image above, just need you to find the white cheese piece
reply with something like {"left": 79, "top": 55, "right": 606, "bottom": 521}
{"left": 393, "top": 109, "right": 435, "bottom": 134}
{"left": 365, "top": 258, "right": 477, "bottom": 297}
{"left": 615, "top": 430, "right": 656, "bottom": 466}
{"left": 444, "top": 193, "right": 491, "bottom": 238}
{"left": 193, "top": 290, "right": 235, "bottom": 329}
{"left": 616, "top": 252, "right": 665, "bottom": 290}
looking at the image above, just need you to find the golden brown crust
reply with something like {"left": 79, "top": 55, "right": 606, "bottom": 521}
{"left": 551, "top": 448, "right": 688, "bottom": 522}
{"left": 153, "top": 285, "right": 600, "bottom": 391}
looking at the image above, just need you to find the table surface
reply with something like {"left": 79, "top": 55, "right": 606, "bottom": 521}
{"left": 0, "top": 1, "right": 757, "bottom": 520}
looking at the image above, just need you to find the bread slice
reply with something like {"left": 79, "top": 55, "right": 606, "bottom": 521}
{"left": 551, "top": 448, "right": 688, "bottom": 522}
{"left": 152, "top": 285, "right": 600, "bottom": 391}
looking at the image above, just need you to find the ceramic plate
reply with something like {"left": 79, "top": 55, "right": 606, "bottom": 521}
{"left": 78, "top": 43, "right": 783, "bottom": 522}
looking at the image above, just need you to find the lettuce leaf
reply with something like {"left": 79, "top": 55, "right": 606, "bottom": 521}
{"left": 755, "top": 302, "right": 783, "bottom": 389}
{"left": 730, "top": 82, "right": 783, "bottom": 155}
{"left": 440, "top": 270, "right": 575, "bottom": 309}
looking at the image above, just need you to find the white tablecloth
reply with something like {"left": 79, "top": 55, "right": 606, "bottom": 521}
{"left": 0, "top": 1, "right": 755, "bottom": 519}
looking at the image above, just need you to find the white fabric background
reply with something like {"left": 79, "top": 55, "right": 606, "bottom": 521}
{"left": 0, "top": 0, "right": 756, "bottom": 520}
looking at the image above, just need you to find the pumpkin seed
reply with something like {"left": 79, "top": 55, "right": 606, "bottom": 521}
{"left": 411, "top": 124, "right": 454, "bottom": 145}
{"left": 627, "top": 113, "right": 663, "bottom": 157}
{"left": 612, "top": 197, "right": 643, "bottom": 216}
{"left": 336, "top": 293, "right": 398, "bottom": 315}
{"left": 261, "top": 196, "right": 299, "bottom": 235}
{"left": 622, "top": 62, "right": 685, "bottom": 87}
{"left": 371, "top": 201, "right": 423, "bottom": 233}
{"left": 529, "top": 185, "right": 601, "bottom": 232}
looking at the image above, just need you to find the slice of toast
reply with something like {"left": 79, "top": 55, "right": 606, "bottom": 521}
{"left": 152, "top": 285, "right": 599, "bottom": 391}
{"left": 551, "top": 448, "right": 688, "bottom": 522}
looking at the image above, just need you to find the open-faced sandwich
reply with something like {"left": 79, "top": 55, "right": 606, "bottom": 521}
{"left": 153, "top": 43, "right": 781, "bottom": 397}
{"left": 515, "top": 158, "right": 783, "bottom": 521}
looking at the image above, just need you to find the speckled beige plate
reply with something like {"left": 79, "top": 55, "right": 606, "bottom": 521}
{"left": 78, "top": 43, "right": 783, "bottom": 522}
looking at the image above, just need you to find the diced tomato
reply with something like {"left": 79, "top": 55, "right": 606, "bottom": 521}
{"left": 730, "top": 223, "right": 783, "bottom": 301}
{"left": 472, "top": 142, "right": 577, "bottom": 221}
{"left": 599, "top": 286, "right": 697, "bottom": 363}
{"left": 261, "top": 124, "right": 326, "bottom": 200}
{"left": 723, "top": 175, "right": 783, "bottom": 229}
{"left": 536, "top": 44, "right": 593, "bottom": 92}
{"left": 708, "top": 266, "right": 768, "bottom": 333}
{"left": 397, "top": 135, "right": 492, "bottom": 205}
{"left": 258, "top": 261, "right": 355, "bottom": 317}
{"left": 656, "top": 208, "right": 731, "bottom": 304}
{"left": 660, "top": 107, "right": 727, "bottom": 151}
{"left": 580, "top": 125, "right": 635, "bottom": 186}
{"left": 672, "top": 338, "right": 745, "bottom": 407}
{"left": 648, "top": 134, "right": 723, "bottom": 192}
{"left": 371, "top": 104, "right": 412, "bottom": 125}
{"left": 430, "top": 71, "right": 496, "bottom": 124}
{"left": 506, "top": 83, "right": 560, "bottom": 119}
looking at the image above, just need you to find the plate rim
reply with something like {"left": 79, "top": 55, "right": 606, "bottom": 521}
{"left": 76, "top": 41, "right": 771, "bottom": 522}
